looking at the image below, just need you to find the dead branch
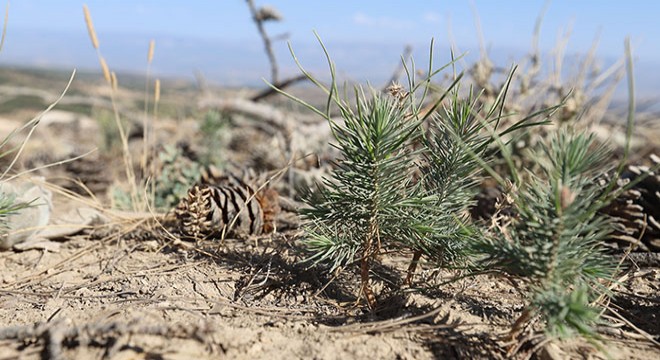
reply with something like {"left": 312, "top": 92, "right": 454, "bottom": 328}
{"left": 245, "top": 0, "right": 281, "bottom": 84}
{"left": 198, "top": 97, "right": 292, "bottom": 131}
{"left": 251, "top": 74, "right": 308, "bottom": 102}
{"left": 198, "top": 96, "right": 324, "bottom": 128}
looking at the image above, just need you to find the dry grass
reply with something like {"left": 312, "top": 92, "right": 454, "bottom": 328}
{"left": 83, "top": 4, "right": 162, "bottom": 213}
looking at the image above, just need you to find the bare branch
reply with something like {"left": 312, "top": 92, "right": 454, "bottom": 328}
{"left": 246, "top": 0, "right": 280, "bottom": 83}
{"left": 251, "top": 74, "right": 308, "bottom": 102}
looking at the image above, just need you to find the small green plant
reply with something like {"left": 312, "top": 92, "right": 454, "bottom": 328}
{"left": 0, "top": 191, "right": 31, "bottom": 231}
{"left": 140, "top": 110, "right": 228, "bottom": 211}
{"left": 413, "top": 73, "right": 556, "bottom": 277}
{"left": 473, "top": 130, "right": 617, "bottom": 346}
{"left": 301, "top": 89, "right": 431, "bottom": 308}
{"left": 274, "top": 38, "right": 554, "bottom": 309}
{"left": 152, "top": 145, "right": 202, "bottom": 210}
{"left": 273, "top": 39, "right": 446, "bottom": 308}
{"left": 467, "top": 40, "right": 640, "bottom": 353}
{"left": 198, "top": 110, "right": 230, "bottom": 167}
{"left": 110, "top": 144, "right": 202, "bottom": 211}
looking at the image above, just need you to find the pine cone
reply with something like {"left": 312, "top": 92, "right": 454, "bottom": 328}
{"left": 601, "top": 155, "right": 660, "bottom": 252}
{"left": 201, "top": 166, "right": 281, "bottom": 233}
{"left": 175, "top": 168, "right": 281, "bottom": 239}
{"left": 175, "top": 185, "right": 216, "bottom": 239}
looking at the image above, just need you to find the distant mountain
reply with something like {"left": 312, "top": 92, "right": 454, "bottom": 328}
{"left": 0, "top": 29, "right": 658, "bottom": 100}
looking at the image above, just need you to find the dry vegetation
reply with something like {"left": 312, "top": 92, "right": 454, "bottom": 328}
{"left": 0, "top": 3, "right": 658, "bottom": 360}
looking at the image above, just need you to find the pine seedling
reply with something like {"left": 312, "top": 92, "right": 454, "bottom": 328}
{"left": 274, "top": 37, "right": 555, "bottom": 308}
{"left": 270, "top": 37, "right": 454, "bottom": 308}
{"left": 408, "top": 67, "right": 557, "bottom": 281}
{"left": 0, "top": 121, "right": 41, "bottom": 245}
{"left": 473, "top": 130, "right": 617, "bottom": 344}
{"left": 302, "top": 89, "right": 431, "bottom": 308}
{"left": 413, "top": 86, "right": 495, "bottom": 273}
{"left": 0, "top": 187, "right": 34, "bottom": 250}
{"left": 0, "top": 192, "right": 32, "bottom": 231}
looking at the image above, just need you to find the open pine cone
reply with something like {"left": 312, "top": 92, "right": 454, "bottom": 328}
{"left": 174, "top": 167, "right": 280, "bottom": 240}
{"left": 600, "top": 155, "right": 660, "bottom": 252}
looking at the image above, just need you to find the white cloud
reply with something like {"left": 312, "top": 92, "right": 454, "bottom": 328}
{"left": 352, "top": 12, "right": 413, "bottom": 30}
{"left": 353, "top": 12, "right": 372, "bottom": 26}
{"left": 423, "top": 11, "right": 441, "bottom": 23}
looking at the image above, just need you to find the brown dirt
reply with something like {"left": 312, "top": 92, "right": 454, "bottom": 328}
{"left": 0, "top": 221, "right": 658, "bottom": 359}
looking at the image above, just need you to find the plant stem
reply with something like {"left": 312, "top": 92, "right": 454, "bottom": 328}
{"left": 361, "top": 214, "right": 378, "bottom": 309}
{"left": 546, "top": 196, "right": 565, "bottom": 284}
{"left": 404, "top": 250, "right": 422, "bottom": 285}
{"left": 507, "top": 308, "right": 533, "bottom": 344}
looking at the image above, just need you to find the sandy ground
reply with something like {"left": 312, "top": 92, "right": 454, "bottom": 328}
{"left": 0, "top": 223, "right": 658, "bottom": 359}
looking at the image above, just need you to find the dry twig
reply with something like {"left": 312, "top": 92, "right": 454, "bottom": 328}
{"left": 245, "top": 0, "right": 281, "bottom": 84}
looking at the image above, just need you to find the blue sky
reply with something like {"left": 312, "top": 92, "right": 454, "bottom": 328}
{"left": 8, "top": 1, "right": 657, "bottom": 58}
{"left": 1, "top": 1, "right": 659, "bottom": 92}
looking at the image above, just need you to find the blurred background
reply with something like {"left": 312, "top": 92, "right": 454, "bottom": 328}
{"left": 1, "top": 0, "right": 658, "bottom": 100}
